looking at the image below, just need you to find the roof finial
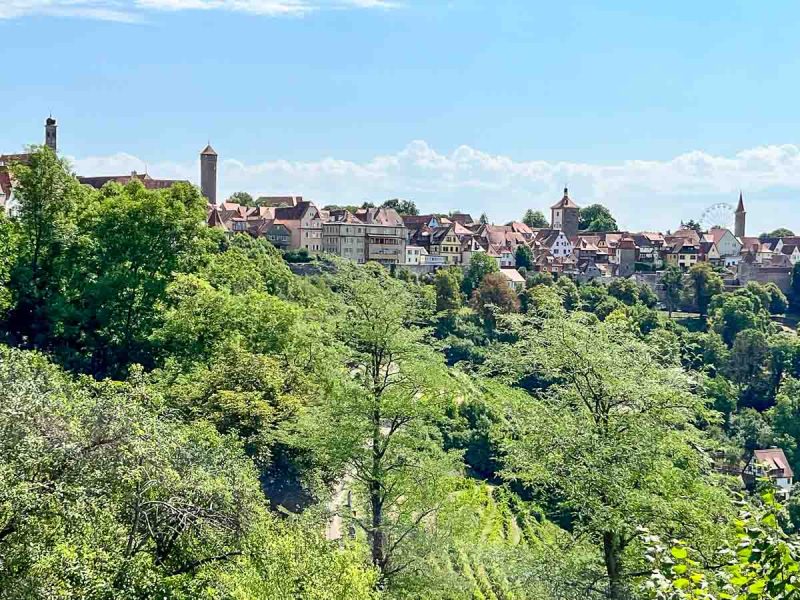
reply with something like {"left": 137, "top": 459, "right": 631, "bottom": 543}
{"left": 564, "top": 185, "right": 569, "bottom": 196}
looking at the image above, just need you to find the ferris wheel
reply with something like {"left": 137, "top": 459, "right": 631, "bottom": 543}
{"left": 700, "top": 203, "right": 735, "bottom": 231}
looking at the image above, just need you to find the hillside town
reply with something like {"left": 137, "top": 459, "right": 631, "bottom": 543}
{"left": 4, "top": 117, "right": 795, "bottom": 301}
{"left": 0, "top": 116, "right": 800, "bottom": 302}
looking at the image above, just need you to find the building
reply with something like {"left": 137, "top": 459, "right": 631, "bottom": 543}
{"left": 703, "top": 227, "right": 742, "bottom": 266}
{"left": 323, "top": 207, "right": 406, "bottom": 265}
{"left": 534, "top": 229, "right": 573, "bottom": 258}
{"left": 405, "top": 245, "right": 428, "bottom": 265}
{"left": 78, "top": 171, "right": 189, "bottom": 191}
{"left": 738, "top": 252, "right": 792, "bottom": 293}
{"left": 323, "top": 212, "right": 367, "bottom": 262}
{"left": 663, "top": 239, "right": 700, "bottom": 270}
{"left": 744, "top": 448, "right": 793, "bottom": 499}
{"left": 200, "top": 144, "right": 218, "bottom": 205}
{"left": 499, "top": 268, "right": 526, "bottom": 291}
{"left": 550, "top": 187, "right": 580, "bottom": 239}
{"left": 612, "top": 236, "right": 637, "bottom": 277}
{"left": 355, "top": 207, "right": 406, "bottom": 266}
{"left": 275, "top": 201, "right": 324, "bottom": 252}
{"left": 735, "top": 192, "right": 746, "bottom": 239}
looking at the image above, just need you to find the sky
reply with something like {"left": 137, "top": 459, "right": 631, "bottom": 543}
{"left": 2, "top": 0, "right": 800, "bottom": 234}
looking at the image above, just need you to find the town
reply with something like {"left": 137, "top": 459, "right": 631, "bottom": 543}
{"left": 2, "top": 118, "right": 800, "bottom": 598}
{"left": 4, "top": 117, "right": 795, "bottom": 301}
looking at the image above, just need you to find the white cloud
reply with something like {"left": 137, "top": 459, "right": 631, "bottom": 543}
{"left": 68, "top": 140, "right": 800, "bottom": 234}
{"left": 0, "top": 0, "right": 398, "bottom": 20}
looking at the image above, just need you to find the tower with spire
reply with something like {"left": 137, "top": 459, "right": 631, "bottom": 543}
{"left": 735, "top": 191, "right": 746, "bottom": 239}
{"left": 550, "top": 186, "right": 580, "bottom": 238}
{"left": 200, "top": 143, "right": 218, "bottom": 205}
{"left": 45, "top": 116, "right": 57, "bottom": 153}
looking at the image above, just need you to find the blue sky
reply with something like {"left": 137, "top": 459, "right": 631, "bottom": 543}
{"left": 2, "top": 0, "right": 800, "bottom": 234}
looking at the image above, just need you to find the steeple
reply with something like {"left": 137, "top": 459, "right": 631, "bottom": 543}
{"left": 735, "top": 191, "right": 746, "bottom": 238}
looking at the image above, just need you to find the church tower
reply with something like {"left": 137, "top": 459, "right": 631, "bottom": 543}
{"left": 200, "top": 144, "right": 218, "bottom": 205}
{"left": 45, "top": 116, "right": 57, "bottom": 153}
{"left": 735, "top": 191, "right": 746, "bottom": 238}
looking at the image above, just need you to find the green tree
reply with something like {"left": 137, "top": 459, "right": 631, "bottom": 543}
{"left": 463, "top": 252, "right": 499, "bottom": 296}
{"left": 709, "top": 292, "right": 764, "bottom": 346}
{"left": 8, "top": 146, "right": 86, "bottom": 347}
{"left": 685, "top": 262, "right": 724, "bottom": 318}
{"left": 792, "top": 262, "right": 800, "bottom": 310}
{"left": 489, "top": 314, "right": 731, "bottom": 599}
{"left": 228, "top": 191, "right": 255, "bottom": 206}
{"left": 62, "top": 180, "right": 208, "bottom": 375}
{"left": 522, "top": 209, "right": 548, "bottom": 228}
{"left": 554, "top": 276, "right": 581, "bottom": 311}
{"left": 579, "top": 204, "right": 618, "bottom": 232}
{"left": 661, "top": 265, "right": 684, "bottom": 318}
{"left": 643, "top": 496, "right": 800, "bottom": 600}
{"left": 479, "top": 212, "right": 489, "bottom": 225}
{"left": 608, "top": 278, "right": 640, "bottom": 306}
{"left": 770, "top": 378, "right": 800, "bottom": 472}
{"left": 514, "top": 244, "right": 534, "bottom": 270}
{"left": 760, "top": 228, "right": 795, "bottom": 240}
{"left": 302, "top": 264, "right": 462, "bottom": 586}
{"left": 683, "top": 219, "right": 703, "bottom": 232}
{"left": 381, "top": 198, "right": 418, "bottom": 215}
{"left": 765, "top": 281, "right": 789, "bottom": 314}
{"left": 434, "top": 267, "right": 464, "bottom": 312}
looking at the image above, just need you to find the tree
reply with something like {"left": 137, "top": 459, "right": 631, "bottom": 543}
{"left": 0, "top": 345, "right": 378, "bottom": 598}
{"left": 608, "top": 278, "right": 640, "bottom": 306}
{"left": 228, "top": 191, "right": 255, "bottom": 206}
{"left": 770, "top": 378, "right": 800, "bottom": 473}
{"left": 792, "top": 262, "right": 800, "bottom": 310}
{"left": 434, "top": 267, "right": 464, "bottom": 312}
{"left": 661, "top": 265, "right": 684, "bottom": 318}
{"left": 463, "top": 252, "right": 499, "bottom": 296}
{"left": 643, "top": 496, "right": 800, "bottom": 600}
{"left": 554, "top": 276, "right": 581, "bottom": 311}
{"left": 60, "top": 180, "right": 208, "bottom": 376}
{"left": 765, "top": 281, "right": 789, "bottom": 314}
{"left": 683, "top": 219, "right": 703, "bottom": 233}
{"left": 685, "top": 262, "right": 724, "bottom": 318}
{"left": 489, "top": 314, "right": 731, "bottom": 599}
{"left": 729, "top": 329, "right": 773, "bottom": 410}
{"left": 8, "top": 146, "right": 86, "bottom": 347}
{"left": 479, "top": 212, "right": 489, "bottom": 225}
{"left": 382, "top": 198, "right": 418, "bottom": 216}
{"left": 709, "top": 292, "right": 764, "bottom": 346}
{"left": 579, "top": 204, "right": 618, "bottom": 232}
{"left": 514, "top": 245, "right": 534, "bottom": 270}
{"left": 470, "top": 272, "right": 519, "bottom": 319}
{"left": 302, "top": 264, "right": 461, "bottom": 586}
{"left": 522, "top": 209, "right": 548, "bottom": 228}
{"left": 760, "top": 228, "right": 795, "bottom": 240}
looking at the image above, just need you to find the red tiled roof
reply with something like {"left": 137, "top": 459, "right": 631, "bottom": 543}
{"left": 754, "top": 448, "right": 793, "bottom": 479}
{"left": 550, "top": 187, "right": 580, "bottom": 210}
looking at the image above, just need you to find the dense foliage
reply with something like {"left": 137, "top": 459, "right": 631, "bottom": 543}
{"left": 1, "top": 147, "right": 800, "bottom": 599}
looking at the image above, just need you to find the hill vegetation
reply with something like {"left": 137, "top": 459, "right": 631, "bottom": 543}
{"left": 2, "top": 147, "right": 800, "bottom": 599}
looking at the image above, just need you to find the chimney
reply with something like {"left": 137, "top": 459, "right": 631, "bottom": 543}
{"left": 200, "top": 143, "right": 218, "bottom": 205}
{"left": 45, "top": 116, "right": 57, "bottom": 153}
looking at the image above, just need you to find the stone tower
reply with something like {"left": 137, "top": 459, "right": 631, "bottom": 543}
{"left": 550, "top": 187, "right": 580, "bottom": 239}
{"left": 45, "top": 116, "right": 57, "bottom": 153}
{"left": 735, "top": 191, "right": 746, "bottom": 239}
{"left": 200, "top": 144, "right": 218, "bottom": 205}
